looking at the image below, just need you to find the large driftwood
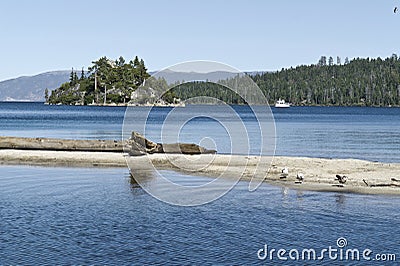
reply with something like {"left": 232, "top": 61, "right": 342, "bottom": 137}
{"left": 0, "top": 132, "right": 216, "bottom": 156}
{"left": 0, "top": 136, "right": 123, "bottom": 152}
{"left": 126, "top": 132, "right": 216, "bottom": 156}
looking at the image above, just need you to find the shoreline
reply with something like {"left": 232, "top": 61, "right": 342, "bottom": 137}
{"left": 31, "top": 102, "right": 400, "bottom": 108}
{"left": 1, "top": 149, "right": 400, "bottom": 195}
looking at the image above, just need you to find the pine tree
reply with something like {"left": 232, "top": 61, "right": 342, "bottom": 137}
{"left": 44, "top": 88, "right": 49, "bottom": 102}
{"left": 328, "top": 56, "right": 334, "bottom": 66}
{"left": 318, "top": 56, "right": 327, "bottom": 66}
{"left": 133, "top": 56, "right": 140, "bottom": 68}
{"left": 69, "top": 68, "right": 75, "bottom": 85}
{"left": 117, "top": 56, "right": 125, "bottom": 67}
{"left": 80, "top": 67, "right": 85, "bottom": 80}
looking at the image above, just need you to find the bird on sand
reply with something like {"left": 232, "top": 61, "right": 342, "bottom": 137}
{"left": 296, "top": 172, "right": 304, "bottom": 182}
{"left": 336, "top": 174, "right": 348, "bottom": 184}
{"left": 281, "top": 167, "right": 289, "bottom": 178}
{"left": 395, "top": 7, "right": 398, "bottom": 13}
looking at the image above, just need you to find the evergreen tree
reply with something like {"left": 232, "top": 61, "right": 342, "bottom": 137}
{"left": 250, "top": 55, "right": 400, "bottom": 107}
{"left": 133, "top": 56, "right": 140, "bottom": 68}
{"left": 44, "top": 88, "right": 49, "bottom": 102}
{"left": 117, "top": 56, "right": 125, "bottom": 67}
{"left": 49, "top": 55, "right": 151, "bottom": 105}
{"left": 80, "top": 67, "right": 85, "bottom": 80}
{"left": 318, "top": 56, "right": 327, "bottom": 66}
{"left": 69, "top": 68, "right": 75, "bottom": 85}
{"left": 328, "top": 56, "right": 334, "bottom": 66}
{"left": 47, "top": 54, "right": 400, "bottom": 108}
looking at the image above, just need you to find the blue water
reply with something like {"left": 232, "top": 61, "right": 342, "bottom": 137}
{"left": 0, "top": 102, "right": 400, "bottom": 265}
{"left": 1, "top": 102, "right": 400, "bottom": 162}
{"left": 1, "top": 166, "right": 399, "bottom": 265}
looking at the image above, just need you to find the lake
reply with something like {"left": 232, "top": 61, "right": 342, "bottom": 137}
{"left": 1, "top": 102, "right": 400, "bottom": 162}
{"left": 0, "top": 102, "right": 399, "bottom": 264}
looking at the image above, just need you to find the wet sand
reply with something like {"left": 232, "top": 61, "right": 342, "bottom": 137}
{"left": 1, "top": 149, "right": 400, "bottom": 195}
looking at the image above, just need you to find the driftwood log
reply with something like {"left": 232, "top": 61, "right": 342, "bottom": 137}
{"left": 362, "top": 178, "right": 400, "bottom": 188}
{"left": 0, "top": 132, "right": 216, "bottom": 156}
{"left": 0, "top": 136, "right": 123, "bottom": 152}
{"left": 127, "top": 131, "right": 216, "bottom": 156}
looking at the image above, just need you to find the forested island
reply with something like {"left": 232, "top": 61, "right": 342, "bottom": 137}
{"left": 47, "top": 56, "right": 152, "bottom": 105}
{"left": 47, "top": 54, "right": 400, "bottom": 107}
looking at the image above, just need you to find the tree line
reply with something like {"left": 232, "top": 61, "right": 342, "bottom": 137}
{"left": 165, "top": 54, "right": 400, "bottom": 107}
{"left": 48, "top": 54, "right": 400, "bottom": 107}
{"left": 252, "top": 54, "right": 400, "bottom": 106}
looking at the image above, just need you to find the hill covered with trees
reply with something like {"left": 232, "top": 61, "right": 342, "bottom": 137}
{"left": 159, "top": 54, "right": 400, "bottom": 107}
{"left": 252, "top": 54, "right": 400, "bottom": 106}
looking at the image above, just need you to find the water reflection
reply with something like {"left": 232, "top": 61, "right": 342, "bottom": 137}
{"left": 128, "top": 169, "right": 155, "bottom": 196}
{"left": 281, "top": 186, "right": 289, "bottom": 200}
{"left": 296, "top": 190, "right": 304, "bottom": 201}
{"left": 335, "top": 193, "right": 346, "bottom": 206}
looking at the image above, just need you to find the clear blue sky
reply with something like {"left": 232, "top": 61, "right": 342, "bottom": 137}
{"left": 0, "top": 0, "right": 399, "bottom": 81}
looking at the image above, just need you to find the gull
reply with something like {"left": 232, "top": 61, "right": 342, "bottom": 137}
{"left": 336, "top": 174, "right": 348, "bottom": 184}
{"left": 281, "top": 167, "right": 289, "bottom": 178}
{"left": 395, "top": 7, "right": 398, "bottom": 13}
{"left": 296, "top": 172, "right": 304, "bottom": 182}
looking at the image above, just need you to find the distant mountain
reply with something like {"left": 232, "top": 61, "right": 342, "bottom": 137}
{"left": 0, "top": 71, "right": 70, "bottom": 101}
{"left": 244, "top": 71, "right": 269, "bottom": 76}
{"left": 151, "top": 70, "right": 243, "bottom": 84}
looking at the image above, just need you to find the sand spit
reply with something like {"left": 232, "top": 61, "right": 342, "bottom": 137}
{"left": 1, "top": 149, "right": 400, "bottom": 195}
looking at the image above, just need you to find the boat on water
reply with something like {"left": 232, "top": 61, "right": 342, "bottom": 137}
{"left": 275, "top": 99, "right": 291, "bottom": 108}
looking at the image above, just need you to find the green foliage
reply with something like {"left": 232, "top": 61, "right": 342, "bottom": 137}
{"left": 162, "top": 90, "right": 178, "bottom": 104}
{"left": 48, "top": 54, "right": 400, "bottom": 107}
{"left": 48, "top": 55, "right": 150, "bottom": 105}
{"left": 252, "top": 55, "right": 400, "bottom": 106}
{"left": 44, "top": 88, "right": 49, "bottom": 102}
{"left": 80, "top": 67, "right": 85, "bottom": 80}
{"left": 171, "top": 81, "right": 245, "bottom": 104}
{"left": 106, "top": 93, "right": 123, "bottom": 103}
{"left": 171, "top": 55, "right": 400, "bottom": 107}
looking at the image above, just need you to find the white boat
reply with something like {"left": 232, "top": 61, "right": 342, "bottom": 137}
{"left": 275, "top": 99, "right": 291, "bottom": 108}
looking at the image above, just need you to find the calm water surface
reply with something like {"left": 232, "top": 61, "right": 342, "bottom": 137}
{"left": 0, "top": 102, "right": 399, "bottom": 265}
{"left": 1, "top": 166, "right": 399, "bottom": 265}
{"left": 1, "top": 102, "right": 400, "bottom": 162}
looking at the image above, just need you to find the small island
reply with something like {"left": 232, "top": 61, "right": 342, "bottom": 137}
{"left": 46, "top": 56, "right": 182, "bottom": 106}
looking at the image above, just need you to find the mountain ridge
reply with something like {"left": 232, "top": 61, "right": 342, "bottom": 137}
{"left": 0, "top": 71, "right": 71, "bottom": 101}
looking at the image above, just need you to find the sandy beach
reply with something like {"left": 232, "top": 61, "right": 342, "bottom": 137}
{"left": 1, "top": 149, "right": 400, "bottom": 195}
